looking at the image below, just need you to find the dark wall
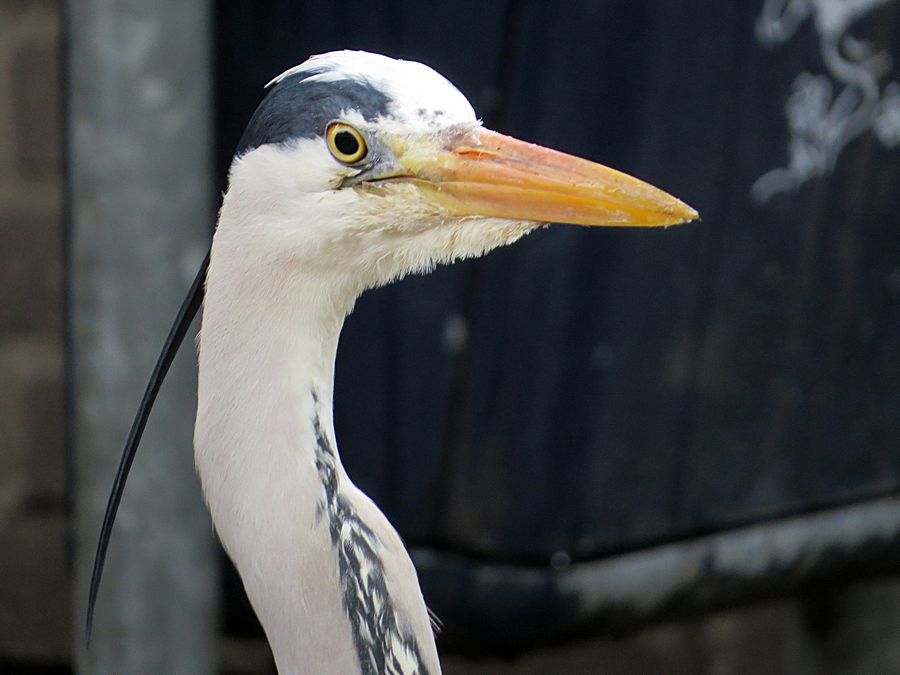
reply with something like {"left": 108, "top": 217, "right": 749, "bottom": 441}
{"left": 214, "top": 0, "right": 900, "bottom": 649}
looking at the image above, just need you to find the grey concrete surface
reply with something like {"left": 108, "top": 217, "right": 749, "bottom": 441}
{"left": 68, "top": 1, "right": 218, "bottom": 672}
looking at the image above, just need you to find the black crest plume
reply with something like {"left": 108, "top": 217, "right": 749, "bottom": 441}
{"left": 85, "top": 251, "right": 209, "bottom": 644}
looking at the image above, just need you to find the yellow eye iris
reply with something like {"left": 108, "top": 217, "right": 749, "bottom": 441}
{"left": 326, "top": 122, "right": 367, "bottom": 164}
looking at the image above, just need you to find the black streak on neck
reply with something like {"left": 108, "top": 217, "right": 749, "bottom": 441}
{"left": 311, "top": 393, "right": 431, "bottom": 675}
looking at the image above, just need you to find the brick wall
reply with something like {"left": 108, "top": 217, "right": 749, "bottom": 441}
{"left": 0, "top": 0, "right": 69, "bottom": 666}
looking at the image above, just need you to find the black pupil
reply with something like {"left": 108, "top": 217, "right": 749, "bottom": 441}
{"left": 334, "top": 130, "right": 360, "bottom": 157}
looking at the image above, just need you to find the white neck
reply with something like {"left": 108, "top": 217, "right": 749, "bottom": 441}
{"left": 195, "top": 196, "right": 440, "bottom": 673}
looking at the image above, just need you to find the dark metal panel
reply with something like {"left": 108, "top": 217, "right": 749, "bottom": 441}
{"left": 413, "top": 0, "right": 900, "bottom": 557}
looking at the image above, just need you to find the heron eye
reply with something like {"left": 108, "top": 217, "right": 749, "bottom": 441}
{"left": 326, "top": 123, "right": 367, "bottom": 164}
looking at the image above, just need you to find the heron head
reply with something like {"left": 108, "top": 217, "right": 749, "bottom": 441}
{"left": 222, "top": 51, "right": 697, "bottom": 289}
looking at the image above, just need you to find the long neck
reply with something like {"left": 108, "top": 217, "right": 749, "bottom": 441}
{"left": 197, "top": 241, "right": 353, "bottom": 461}
{"left": 194, "top": 204, "right": 440, "bottom": 674}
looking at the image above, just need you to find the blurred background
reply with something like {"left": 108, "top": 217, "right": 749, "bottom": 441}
{"left": 2, "top": 0, "right": 899, "bottom": 672}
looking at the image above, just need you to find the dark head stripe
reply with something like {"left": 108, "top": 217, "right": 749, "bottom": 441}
{"left": 235, "top": 71, "right": 392, "bottom": 157}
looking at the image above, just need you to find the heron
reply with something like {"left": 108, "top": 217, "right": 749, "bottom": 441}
{"left": 88, "top": 50, "right": 697, "bottom": 673}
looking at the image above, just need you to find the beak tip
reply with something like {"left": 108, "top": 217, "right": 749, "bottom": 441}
{"left": 670, "top": 201, "right": 699, "bottom": 226}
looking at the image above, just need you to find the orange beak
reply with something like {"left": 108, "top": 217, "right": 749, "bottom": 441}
{"left": 394, "top": 127, "right": 698, "bottom": 227}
